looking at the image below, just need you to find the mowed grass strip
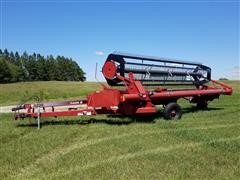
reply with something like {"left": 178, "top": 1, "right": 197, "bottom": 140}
{"left": 13, "top": 123, "right": 240, "bottom": 177}
{"left": 1, "top": 113, "right": 239, "bottom": 179}
{"left": 15, "top": 125, "right": 240, "bottom": 179}
{"left": 0, "top": 80, "right": 239, "bottom": 179}
{"left": 54, "top": 136, "right": 240, "bottom": 178}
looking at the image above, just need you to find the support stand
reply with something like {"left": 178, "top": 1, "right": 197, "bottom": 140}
{"left": 37, "top": 105, "right": 40, "bottom": 129}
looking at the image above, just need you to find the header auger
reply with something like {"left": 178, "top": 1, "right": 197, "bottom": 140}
{"left": 12, "top": 52, "right": 232, "bottom": 128}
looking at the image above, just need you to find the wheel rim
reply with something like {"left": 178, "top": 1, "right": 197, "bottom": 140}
{"left": 170, "top": 110, "right": 177, "bottom": 118}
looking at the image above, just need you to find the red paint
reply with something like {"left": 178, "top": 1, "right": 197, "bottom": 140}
{"left": 13, "top": 57, "right": 233, "bottom": 120}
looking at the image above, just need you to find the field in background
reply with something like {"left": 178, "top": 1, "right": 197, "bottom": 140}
{"left": 0, "top": 81, "right": 101, "bottom": 105}
{"left": 0, "top": 80, "right": 239, "bottom": 179}
{"left": 0, "top": 80, "right": 238, "bottom": 106}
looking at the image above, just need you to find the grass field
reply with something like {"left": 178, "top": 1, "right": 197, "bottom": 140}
{"left": 0, "top": 81, "right": 101, "bottom": 106}
{"left": 0, "top": 81, "right": 240, "bottom": 179}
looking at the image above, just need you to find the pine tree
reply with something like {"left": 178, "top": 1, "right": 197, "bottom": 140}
{"left": 0, "top": 49, "right": 86, "bottom": 83}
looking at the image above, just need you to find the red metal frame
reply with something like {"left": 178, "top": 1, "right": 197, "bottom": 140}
{"left": 13, "top": 58, "right": 233, "bottom": 120}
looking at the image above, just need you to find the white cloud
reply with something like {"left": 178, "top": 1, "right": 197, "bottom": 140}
{"left": 95, "top": 51, "right": 104, "bottom": 56}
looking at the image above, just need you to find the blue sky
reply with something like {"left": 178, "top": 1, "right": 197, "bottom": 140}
{"left": 1, "top": 0, "right": 239, "bottom": 81}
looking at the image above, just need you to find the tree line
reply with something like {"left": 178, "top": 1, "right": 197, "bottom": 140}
{"left": 0, "top": 49, "right": 86, "bottom": 83}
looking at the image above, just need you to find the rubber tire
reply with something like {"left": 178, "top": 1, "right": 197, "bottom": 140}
{"left": 197, "top": 100, "right": 208, "bottom": 109}
{"left": 164, "top": 102, "right": 182, "bottom": 120}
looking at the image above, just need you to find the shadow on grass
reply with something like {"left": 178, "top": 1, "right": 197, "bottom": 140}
{"left": 16, "top": 106, "right": 224, "bottom": 128}
{"left": 16, "top": 115, "right": 158, "bottom": 127}
{"left": 182, "top": 106, "right": 223, "bottom": 113}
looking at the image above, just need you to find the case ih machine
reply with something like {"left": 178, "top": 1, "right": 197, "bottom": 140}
{"left": 12, "top": 52, "right": 232, "bottom": 127}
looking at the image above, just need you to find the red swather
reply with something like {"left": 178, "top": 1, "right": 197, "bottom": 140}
{"left": 12, "top": 52, "right": 233, "bottom": 124}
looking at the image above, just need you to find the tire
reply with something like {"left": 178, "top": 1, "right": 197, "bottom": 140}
{"left": 196, "top": 100, "right": 208, "bottom": 109}
{"left": 164, "top": 102, "right": 182, "bottom": 120}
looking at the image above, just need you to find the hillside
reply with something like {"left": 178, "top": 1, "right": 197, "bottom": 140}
{"left": 0, "top": 81, "right": 101, "bottom": 106}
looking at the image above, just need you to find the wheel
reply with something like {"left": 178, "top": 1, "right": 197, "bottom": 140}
{"left": 196, "top": 100, "right": 208, "bottom": 109}
{"left": 164, "top": 102, "right": 182, "bottom": 120}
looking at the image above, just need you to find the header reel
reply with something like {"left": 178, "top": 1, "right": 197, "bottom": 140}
{"left": 102, "top": 52, "right": 211, "bottom": 87}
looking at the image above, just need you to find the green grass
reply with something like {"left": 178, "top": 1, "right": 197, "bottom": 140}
{"left": 0, "top": 81, "right": 101, "bottom": 105}
{"left": 0, "top": 80, "right": 240, "bottom": 179}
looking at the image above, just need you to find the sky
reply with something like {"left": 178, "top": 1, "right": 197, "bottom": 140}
{"left": 0, "top": 0, "right": 239, "bottom": 81}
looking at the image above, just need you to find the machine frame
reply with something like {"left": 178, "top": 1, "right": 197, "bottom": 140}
{"left": 12, "top": 52, "right": 233, "bottom": 128}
